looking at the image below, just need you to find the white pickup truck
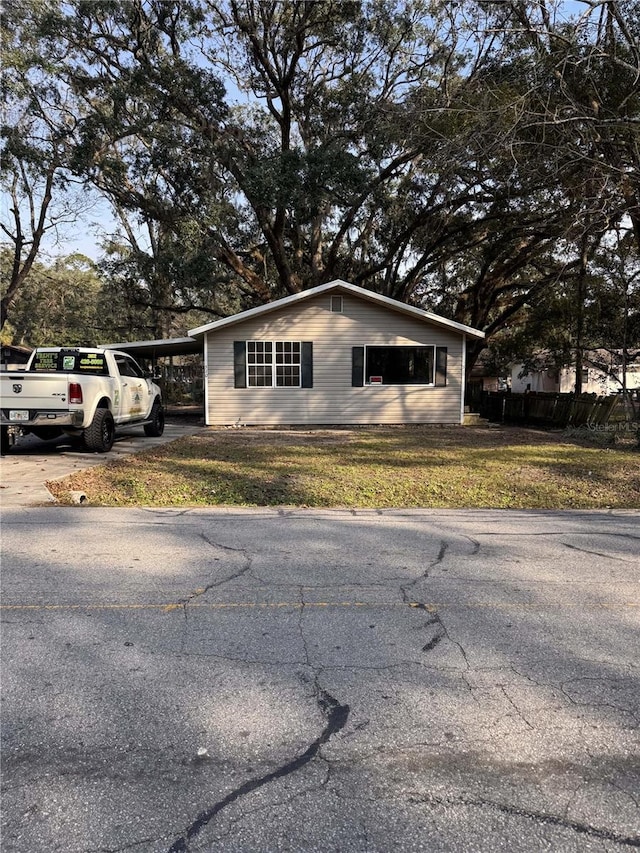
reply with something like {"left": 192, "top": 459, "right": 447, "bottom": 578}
{"left": 0, "top": 347, "right": 165, "bottom": 453}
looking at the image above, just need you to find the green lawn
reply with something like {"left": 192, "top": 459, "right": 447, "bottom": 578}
{"left": 46, "top": 424, "right": 640, "bottom": 509}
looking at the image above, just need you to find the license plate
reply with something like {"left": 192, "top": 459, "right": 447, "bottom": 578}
{"left": 9, "top": 410, "right": 29, "bottom": 421}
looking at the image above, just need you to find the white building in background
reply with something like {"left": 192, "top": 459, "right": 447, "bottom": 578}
{"left": 511, "top": 350, "right": 640, "bottom": 395}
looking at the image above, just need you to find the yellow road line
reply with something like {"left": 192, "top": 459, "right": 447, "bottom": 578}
{"left": 1, "top": 601, "right": 638, "bottom": 612}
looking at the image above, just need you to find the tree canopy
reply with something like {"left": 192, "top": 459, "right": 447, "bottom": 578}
{"left": 1, "top": 0, "right": 639, "bottom": 375}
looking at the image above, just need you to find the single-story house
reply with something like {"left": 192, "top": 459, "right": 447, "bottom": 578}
{"left": 188, "top": 280, "right": 485, "bottom": 426}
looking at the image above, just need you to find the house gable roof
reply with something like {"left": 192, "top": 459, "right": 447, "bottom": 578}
{"left": 188, "top": 280, "right": 485, "bottom": 340}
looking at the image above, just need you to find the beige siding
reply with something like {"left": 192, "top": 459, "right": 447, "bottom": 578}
{"left": 205, "top": 293, "right": 464, "bottom": 425}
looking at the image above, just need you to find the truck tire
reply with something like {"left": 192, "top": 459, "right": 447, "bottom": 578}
{"left": 143, "top": 402, "right": 165, "bottom": 437}
{"left": 83, "top": 408, "right": 115, "bottom": 452}
{"left": 0, "top": 427, "right": 10, "bottom": 456}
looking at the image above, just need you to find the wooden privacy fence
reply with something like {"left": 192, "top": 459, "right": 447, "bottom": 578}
{"left": 479, "top": 391, "right": 620, "bottom": 428}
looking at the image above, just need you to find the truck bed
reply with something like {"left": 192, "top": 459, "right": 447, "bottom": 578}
{"left": 0, "top": 372, "right": 79, "bottom": 426}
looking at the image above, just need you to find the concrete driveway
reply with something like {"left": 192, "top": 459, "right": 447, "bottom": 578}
{"left": 0, "top": 418, "right": 203, "bottom": 507}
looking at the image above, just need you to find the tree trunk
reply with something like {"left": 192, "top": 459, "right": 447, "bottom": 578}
{"left": 574, "top": 238, "right": 589, "bottom": 395}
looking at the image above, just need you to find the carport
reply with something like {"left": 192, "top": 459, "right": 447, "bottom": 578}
{"left": 104, "top": 337, "right": 204, "bottom": 409}
{"left": 104, "top": 336, "right": 201, "bottom": 362}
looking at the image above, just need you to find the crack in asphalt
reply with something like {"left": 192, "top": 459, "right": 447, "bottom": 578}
{"left": 559, "top": 678, "right": 640, "bottom": 725}
{"left": 404, "top": 603, "right": 469, "bottom": 669}
{"left": 462, "top": 535, "right": 481, "bottom": 555}
{"left": 471, "top": 531, "right": 640, "bottom": 540}
{"left": 166, "top": 684, "right": 349, "bottom": 852}
{"left": 298, "top": 586, "right": 313, "bottom": 667}
{"left": 432, "top": 614, "right": 469, "bottom": 668}
{"left": 431, "top": 540, "right": 449, "bottom": 571}
{"left": 165, "top": 536, "right": 255, "bottom": 612}
{"left": 202, "top": 762, "right": 332, "bottom": 846}
{"left": 420, "top": 613, "right": 446, "bottom": 653}
{"left": 499, "top": 686, "right": 535, "bottom": 730}
{"left": 400, "top": 543, "right": 454, "bottom": 658}
{"left": 408, "top": 792, "right": 640, "bottom": 847}
{"left": 86, "top": 839, "right": 158, "bottom": 853}
{"left": 399, "top": 538, "right": 453, "bottom": 605}
{"left": 562, "top": 541, "right": 635, "bottom": 563}
{"left": 165, "top": 571, "right": 351, "bottom": 851}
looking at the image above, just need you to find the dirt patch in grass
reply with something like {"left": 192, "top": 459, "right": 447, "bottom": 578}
{"left": 47, "top": 423, "right": 640, "bottom": 509}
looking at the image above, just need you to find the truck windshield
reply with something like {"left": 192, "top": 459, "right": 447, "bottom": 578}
{"left": 29, "top": 350, "right": 110, "bottom": 376}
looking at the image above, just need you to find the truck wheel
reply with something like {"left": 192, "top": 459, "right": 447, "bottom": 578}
{"left": 144, "top": 402, "right": 165, "bottom": 437}
{"left": 83, "top": 409, "right": 115, "bottom": 452}
{"left": 0, "top": 427, "right": 10, "bottom": 456}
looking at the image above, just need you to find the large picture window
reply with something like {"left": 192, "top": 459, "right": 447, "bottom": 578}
{"left": 247, "top": 341, "right": 301, "bottom": 387}
{"left": 366, "top": 346, "right": 434, "bottom": 385}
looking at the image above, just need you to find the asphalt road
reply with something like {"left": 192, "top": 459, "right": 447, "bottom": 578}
{"left": 1, "top": 507, "right": 639, "bottom": 852}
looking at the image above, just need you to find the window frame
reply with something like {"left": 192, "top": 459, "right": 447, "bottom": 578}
{"left": 115, "top": 354, "right": 146, "bottom": 379}
{"left": 364, "top": 345, "right": 436, "bottom": 386}
{"left": 246, "top": 340, "right": 302, "bottom": 389}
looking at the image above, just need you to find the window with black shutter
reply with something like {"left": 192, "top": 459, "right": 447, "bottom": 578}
{"left": 352, "top": 347, "right": 365, "bottom": 386}
{"left": 435, "top": 347, "right": 448, "bottom": 386}
{"left": 234, "top": 341, "right": 312, "bottom": 388}
{"left": 352, "top": 345, "right": 447, "bottom": 386}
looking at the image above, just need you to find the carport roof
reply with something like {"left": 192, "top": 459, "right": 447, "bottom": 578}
{"left": 104, "top": 337, "right": 201, "bottom": 359}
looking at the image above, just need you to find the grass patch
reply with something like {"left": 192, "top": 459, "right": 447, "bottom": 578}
{"left": 47, "top": 424, "right": 639, "bottom": 509}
